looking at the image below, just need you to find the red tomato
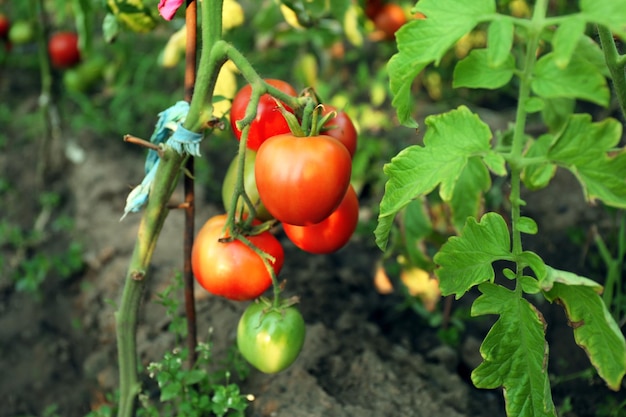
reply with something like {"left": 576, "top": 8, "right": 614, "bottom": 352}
{"left": 322, "top": 105, "right": 358, "bottom": 157}
{"left": 255, "top": 134, "right": 352, "bottom": 226}
{"left": 191, "top": 214, "right": 284, "bottom": 301}
{"left": 283, "top": 185, "right": 359, "bottom": 254}
{"left": 48, "top": 32, "right": 81, "bottom": 69}
{"left": 0, "top": 14, "right": 10, "bottom": 40}
{"left": 373, "top": 4, "right": 407, "bottom": 39}
{"left": 230, "top": 79, "right": 298, "bottom": 151}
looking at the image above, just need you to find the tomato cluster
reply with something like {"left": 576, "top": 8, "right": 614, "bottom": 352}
{"left": 192, "top": 78, "right": 360, "bottom": 373}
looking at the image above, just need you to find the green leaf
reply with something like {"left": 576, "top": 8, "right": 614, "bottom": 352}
{"left": 434, "top": 213, "right": 513, "bottom": 297}
{"left": 453, "top": 49, "right": 515, "bottom": 89}
{"left": 471, "top": 283, "right": 556, "bottom": 417}
{"left": 516, "top": 216, "right": 538, "bottom": 235}
{"left": 539, "top": 266, "right": 603, "bottom": 293}
{"left": 487, "top": 17, "right": 514, "bottom": 67}
{"left": 160, "top": 381, "right": 183, "bottom": 402}
{"left": 546, "top": 115, "right": 626, "bottom": 208}
{"left": 388, "top": 0, "right": 496, "bottom": 126}
{"left": 531, "top": 53, "right": 610, "bottom": 107}
{"left": 403, "top": 199, "right": 434, "bottom": 269}
{"left": 544, "top": 282, "right": 626, "bottom": 390}
{"left": 580, "top": 0, "right": 626, "bottom": 39}
{"left": 551, "top": 17, "right": 586, "bottom": 68}
{"left": 540, "top": 97, "right": 575, "bottom": 132}
{"left": 449, "top": 157, "right": 491, "bottom": 232}
{"left": 375, "top": 106, "right": 504, "bottom": 249}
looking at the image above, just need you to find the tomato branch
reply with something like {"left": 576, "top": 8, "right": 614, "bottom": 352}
{"left": 597, "top": 25, "right": 626, "bottom": 129}
{"left": 508, "top": 0, "right": 547, "bottom": 293}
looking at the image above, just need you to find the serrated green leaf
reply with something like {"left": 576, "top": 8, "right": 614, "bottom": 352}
{"left": 544, "top": 282, "right": 626, "bottom": 390}
{"left": 552, "top": 17, "right": 585, "bottom": 68}
{"left": 574, "top": 35, "right": 611, "bottom": 78}
{"left": 434, "top": 213, "right": 512, "bottom": 297}
{"left": 580, "top": 0, "right": 626, "bottom": 39}
{"left": 375, "top": 106, "right": 502, "bottom": 249}
{"left": 453, "top": 49, "right": 515, "bottom": 89}
{"left": 487, "top": 18, "right": 514, "bottom": 67}
{"left": 517, "top": 251, "right": 547, "bottom": 281}
{"left": 524, "top": 97, "right": 544, "bottom": 113}
{"left": 520, "top": 276, "right": 541, "bottom": 294}
{"left": 546, "top": 115, "right": 626, "bottom": 208}
{"left": 388, "top": 0, "right": 496, "bottom": 126}
{"left": 532, "top": 53, "right": 609, "bottom": 107}
{"left": 516, "top": 216, "right": 538, "bottom": 235}
{"left": 450, "top": 157, "right": 491, "bottom": 232}
{"left": 522, "top": 134, "right": 555, "bottom": 190}
{"left": 540, "top": 97, "right": 575, "bottom": 132}
{"left": 471, "top": 283, "right": 556, "bottom": 417}
{"left": 539, "top": 266, "right": 603, "bottom": 292}
{"left": 403, "top": 199, "right": 434, "bottom": 269}
{"left": 160, "top": 381, "right": 183, "bottom": 402}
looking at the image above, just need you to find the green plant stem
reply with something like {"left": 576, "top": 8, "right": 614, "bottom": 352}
{"left": 185, "top": 0, "right": 225, "bottom": 132}
{"left": 597, "top": 25, "right": 626, "bottom": 121}
{"left": 183, "top": 0, "right": 199, "bottom": 369}
{"left": 116, "top": 148, "right": 187, "bottom": 417}
{"left": 509, "top": 0, "right": 547, "bottom": 291}
{"left": 116, "top": 1, "right": 226, "bottom": 415}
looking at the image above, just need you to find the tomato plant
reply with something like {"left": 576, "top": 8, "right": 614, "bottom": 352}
{"left": 191, "top": 214, "right": 284, "bottom": 301}
{"left": 0, "top": 14, "right": 9, "bottom": 39}
{"left": 255, "top": 133, "right": 352, "bottom": 226}
{"left": 283, "top": 185, "right": 359, "bottom": 254}
{"left": 322, "top": 105, "right": 358, "bottom": 157}
{"left": 371, "top": 3, "right": 407, "bottom": 39}
{"left": 222, "top": 148, "right": 273, "bottom": 221}
{"left": 230, "top": 79, "right": 298, "bottom": 151}
{"left": 48, "top": 31, "right": 81, "bottom": 69}
{"left": 237, "top": 300, "right": 305, "bottom": 374}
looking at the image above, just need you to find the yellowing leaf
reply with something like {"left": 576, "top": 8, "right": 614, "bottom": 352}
{"left": 400, "top": 267, "right": 441, "bottom": 311}
{"left": 160, "top": 24, "right": 187, "bottom": 68}
{"left": 374, "top": 263, "right": 394, "bottom": 294}
{"left": 223, "top": 0, "right": 244, "bottom": 31}
{"left": 213, "top": 60, "right": 238, "bottom": 119}
{"left": 280, "top": 4, "right": 304, "bottom": 29}
{"left": 343, "top": 4, "right": 363, "bottom": 47}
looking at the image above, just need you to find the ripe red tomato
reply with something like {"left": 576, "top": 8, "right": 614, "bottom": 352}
{"left": 191, "top": 214, "right": 284, "bottom": 301}
{"left": 237, "top": 300, "right": 305, "bottom": 373}
{"left": 372, "top": 3, "right": 407, "bottom": 39}
{"left": 255, "top": 134, "right": 352, "bottom": 226}
{"left": 221, "top": 148, "right": 273, "bottom": 221}
{"left": 230, "top": 79, "right": 298, "bottom": 151}
{"left": 283, "top": 185, "right": 359, "bottom": 254}
{"left": 48, "top": 32, "right": 81, "bottom": 69}
{"left": 322, "top": 105, "right": 358, "bottom": 157}
{"left": 0, "top": 14, "right": 10, "bottom": 39}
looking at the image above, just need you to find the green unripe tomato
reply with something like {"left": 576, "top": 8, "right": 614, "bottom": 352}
{"left": 222, "top": 148, "right": 272, "bottom": 221}
{"left": 8, "top": 20, "right": 34, "bottom": 44}
{"left": 237, "top": 300, "right": 306, "bottom": 374}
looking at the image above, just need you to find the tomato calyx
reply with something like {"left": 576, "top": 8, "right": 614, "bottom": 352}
{"left": 255, "top": 295, "right": 301, "bottom": 316}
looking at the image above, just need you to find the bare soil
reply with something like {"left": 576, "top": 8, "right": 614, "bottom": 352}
{"left": 1, "top": 63, "right": 624, "bottom": 417}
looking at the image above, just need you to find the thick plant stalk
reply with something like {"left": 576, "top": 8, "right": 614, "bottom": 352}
{"left": 115, "top": 148, "right": 187, "bottom": 417}
{"left": 183, "top": 0, "right": 198, "bottom": 368}
{"left": 115, "top": 1, "right": 225, "bottom": 416}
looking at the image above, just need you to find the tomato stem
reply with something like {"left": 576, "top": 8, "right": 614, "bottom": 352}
{"left": 235, "top": 233, "right": 282, "bottom": 307}
{"left": 508, "top": 0, "right": 547, "bottom": 294}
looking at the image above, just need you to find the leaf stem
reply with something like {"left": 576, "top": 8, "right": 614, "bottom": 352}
{"left": 597, "top": 25, "right": 626, "bottom": 121}
{"left": 509, "top": 0, "right": 548, "bottom": 292}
